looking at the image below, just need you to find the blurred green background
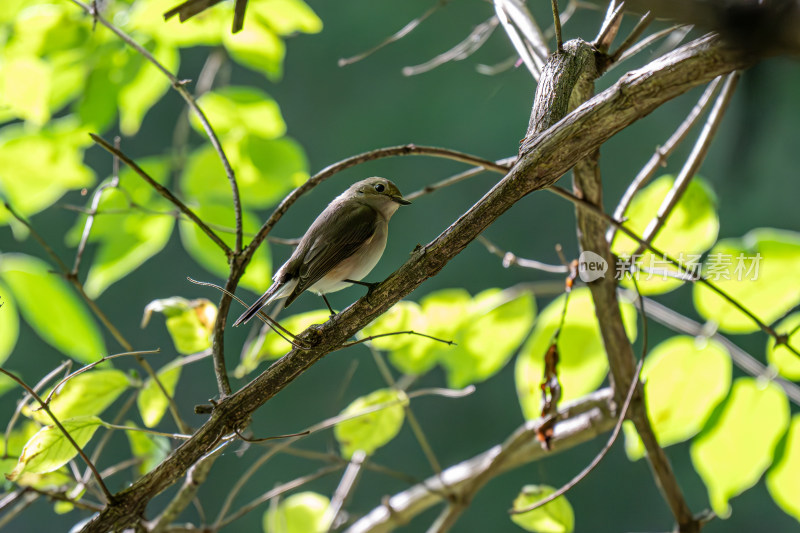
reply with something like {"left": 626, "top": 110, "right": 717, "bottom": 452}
{"left": 2, "top": 0, "right": 799, "bottom": 531}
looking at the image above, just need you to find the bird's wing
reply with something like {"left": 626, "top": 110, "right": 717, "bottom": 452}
{"left": 285, "top": 202, "right": 379, "bottom": 306}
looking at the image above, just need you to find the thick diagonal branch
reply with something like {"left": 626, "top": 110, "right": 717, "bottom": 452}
{"left": 80, "top": 33, "right": 750, "bottom": 532}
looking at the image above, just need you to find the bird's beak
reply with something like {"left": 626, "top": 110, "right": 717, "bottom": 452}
{"left": 392, "top": 196, "right": 412, "bottom": 205}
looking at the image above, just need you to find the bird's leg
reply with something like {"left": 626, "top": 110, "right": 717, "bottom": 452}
{"left": 345, "top": 278, "right": 379, "bottom": 295}
{"left": 321, "top": 294, "right": 336, "bottom": 318}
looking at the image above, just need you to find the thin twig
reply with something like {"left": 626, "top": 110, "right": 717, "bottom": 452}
{"left": 343, "top": 330, "right": 455, "bottom": 349}
{"left": 68, "top": 0, "right": 243, "bottom": 253}
{"left": 73, "top": 136, "right": 121, "bottom": 276}
{"left": 607, "top": 77, "right": 724, "bottom": 242}
{"left": 405, "top": 156, "right": 516, "bottom": 201}
{"left": 635, "top": 71, "right": 740, "bottom": 254}
{"left": 609, "top": 11, "right": 654, "bottom": 62}
{"left": 551, "top": 0, "right": 564, "bottom": 51}
{"left": 339, "top": 0, "right": 449, "bottom": 66}
{"left": 478, "top": 235, "right": 568, "bottom": 273}
{"left": 324, "top": 450, "right": 367, "bottom": 531}
{"left": 0, "top": 368, "right": 114, "bottom": 503}
{"left": 43, "top": 349, "right": 160, "bottom": 405}
{"left": 609, "top": 24, "right": 688, "bottom": 71}
{"left": 90, "top": 134, "right": 231, "bottom": 256}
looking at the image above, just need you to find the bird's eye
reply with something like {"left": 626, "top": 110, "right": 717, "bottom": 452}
{"left": 374, "top": 183, "right": 385, "bottom": 193}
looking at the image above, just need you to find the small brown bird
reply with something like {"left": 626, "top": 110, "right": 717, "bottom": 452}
{"left": 233, "top": 177, "right": 410, "bottom": 326}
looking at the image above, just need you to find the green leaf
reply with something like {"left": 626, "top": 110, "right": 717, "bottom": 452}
{"left": 137, "top": 363, "right": 181, "bottom": 428}
{"left": 0, "top": 281, "right": 20, "bottom": 365}
{"left": 511, "top": 485, "right": 574, "bottom": 533}
{"left": 6, "top": 416, "right": 102, "bottom": 480}
{"left": 252, "top": 0, "right": 323, "bottom": 36}
{"left": 0, "top": 422, "right": 40, "bottom": 480}
{"left": 32, "top": 369, "right": 129, "bottom": 425}
{"left": 129, "top": 0, "right": 225, "bottom": 47}
{"left": 119, "top": 42, "right": 179, "bottom": 135}
{"left": 612, "top": 175, "right": 719, "bottom": 295}
{"left": 516, "top": 288, "right": 637, "bottom": 419}
{"left": 0, "top": 119, "right": 95, "bottom": 223}
{"left": 142, "top": 297, "right": 217, "bottom": 355}
{"left": 0, "top": 55, "right": 52, "bottom": 124}
{"left": 691, "top": 378, "right": 790, "bottom": 517}
{"left": 125, "top": 421, "right": 170, "bottom": 476}
{"left": 263, "top": 491, "right": 330, "bottom": 533}
{"left": 223, "top": 18, "right": 285, "bottom": 80}
{"left": 179, "top": 202, "right": 271, "bottom": 292}
{"left": 235, "top": 309, "right": 329, "bottom": 377}
{"left": 334, "top": 388, "right": 407, "bottom": 459}
{"left": 439, "top": 289, "right": 535, "bottom": 388}
{"left": 361, "top": 301, "right": 424, "bottom": 352}
{"left": 623, "top": 336, "right": 731, "bottom": 460}
{"left": 766, "top": 415, "right": 800, "bottom": 522}
{"left": 766, "top": 312, "right": 800, "bottom": 381}
{"left": 0, "top": 254, "right": 106, "bottom": 363}
{"left": 386, "top": 289, "right": 472, "bottom": 375}
{"left": 693, "top": 229, "right": 800, "bottom": 333}
{"left": 193, "top": 87, "right": 286, "bottom": 139}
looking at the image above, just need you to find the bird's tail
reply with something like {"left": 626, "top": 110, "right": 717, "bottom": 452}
{"left": 232, "top": 283, "right": 281, "bottom": 327}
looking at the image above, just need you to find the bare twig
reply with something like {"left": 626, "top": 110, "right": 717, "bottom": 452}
{"left": 405, "top": 156, "right": 516, "bottom": 201}
{"left": 478, "top": 235, "right": 568, "bottom": 273}
{"left": 72, "top": 136, "right": 121, "bottom": 276}
{"left": 607, "top": 77, "right": 724, "bottom": 242}
{"left": 609, "top": 11, "right": 654, "bottom": 62}
{"left": 402, "top": 17, "right": 500, "bottom": 76}
{"left": 324, "top": 450, "right": 367, "bottom": 531}
{"left": 635, "top": 71, "right": 740, "bottom": 254}
{"left": 339, "top": 0, "right": 449, "bottom": 67}
{"left": 551, "top": 0, "right": 564, "bottom": 51}
{"left": 90, "top": 134, "right": 231, "bottom": 256}
{"left": 69, "top": 0, "right": 243, "bottom": 252}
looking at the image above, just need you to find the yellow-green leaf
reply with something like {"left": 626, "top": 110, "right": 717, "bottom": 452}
{"left": 623, "top": 336, "right": 731, "bottom": 460}
{"left": 263, "top": 491, "right": 330, "bottom": 533}
{"left": 511, "top": 485, "right": 574, "bottom": 533}
{"left": 0, "top": 254, "right": 105, "bottom": 363}
{"left": 118, "top": 43, "right": 178, "bottom": 135}
{"left": 691, "top": 378, "right": 789, "bottom": 517}
{"left": 32, "top": 369, "right": 129, "bottom": 425}
{"left": 193, "top": 87, "right": 286, "bottom": 139}
{"left": 439, "top": 289, "right": 535, "bottom": 388}
{"left": 0, "top": 281, "right": 20, "bottom": 365}
{"left": 137, "top": 363, "right": 181, "bottom": 428}
{"left": 612, "top": 175, "right": 719, "bottom": 295}
{"left": 223, "top": 18, "right": 285, "bottom": 80}
{"left": 252, "top": 0, "right": 322, "bottom": 36}
{"left": 334, "top": 389, "right": 407, "bottom": 459}
{"left": 516, "top": 288, "right": 637, "bottom": 419}
{"left": 766, "top": 312, "right": 800, "bottom": 381}
{"left": 236, "top": 309, "right": 329, "bottom": 377}
{"left": 766, "top": 415, "right": 800, "bottom": 522}
{"left": 693, "top": 229, "right": 800, "bottom": 333}
{"left": 6, "top": 416, "right": 102, "bottom": 480}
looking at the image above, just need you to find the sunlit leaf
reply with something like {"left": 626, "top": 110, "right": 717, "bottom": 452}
{"left": 128, "top": 0, "right": 225, "bottom": 47}
{"left": 439, "top": 289, "right": 535, "bottom": 388}
{"left": 252, "top": 0, "right": 323, "bottom": 36}
{"left": 142, "top": 296, "right": 217, "bottom": 355}
{"left": 766, "top": 415, "right": 800, "bottom": 522}
{"left": 693, "top": 229, "right": 800, "bottom": 333}
{"left": 0, "top": 254, "right": 106, "bottom": 363}
{"left": 516, "top": 288, "right": 637, "bottom": 420}
{"left": 511, "top": 485, "right": 574, "bottom": 533}
{"left": 0, "top": 55, "right": 51, "bottom": 124}
{"left": 691, "top": 378, "right": 789, "bottom": 517}
{"left": 0, "top": 119, "right": 94, "bottom": 224}
{"left": 6, "top": 416, "right": 102, "bottom": 480}
{"left": 385, "top": 289, "right": 472, "bottom": 375}
{"left": 137, "top": 363, "right": 181, "bottom": 428}
{"left": 0, "top": 421, "right": 40, "bottom": 479}
{"left": 623, "top": 336, "right": 731, "bottom": 460}
{"left": 0, "top": 281, "right": 20, "bottom": 365}
{"left": 125, "top": 421, "right": 170, "bottom": 476}
{"left": 223, "top": 18, "right": 285, "bottom": 80}
{"left": 766, "top": 312, "right": 800, "bottom": 381}
{"left": 193, "top": 87, "right": 286, "bottom": 139}
{"left": 361, "top": 301, "right": 424, "bottom": 351}
{"left": 334, "top": 388, "right": 407, "bottom": 459}
{"left": 612, "top": 175, "right": 719, "bottom": 295}
{"left": 32, "top": 369, "right": 129, "bottom": 425}
{"left": 263, "top": 491, "right": 330, "bottom": 533}
{"left": 179, "top": 202, "right": 271, "bottom": 292}
{"left": 236, "top": 309, "right": 329, "bottom": 377}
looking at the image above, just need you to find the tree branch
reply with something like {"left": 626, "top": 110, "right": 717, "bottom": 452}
{"left": 80, "top": 33, "right": 751, "bottom": 532}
